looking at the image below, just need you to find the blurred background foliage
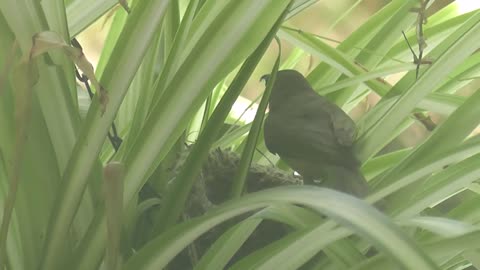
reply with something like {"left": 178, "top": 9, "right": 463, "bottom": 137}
{"left": 77, "top": 0, "right": 474, "bottom": 149}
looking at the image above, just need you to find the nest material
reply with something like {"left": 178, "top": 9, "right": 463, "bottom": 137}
{"left": 158, "top": 147, "right": 303, "bottom": 269}
{"left": 183, "top": 148, "right": 302, "bottom": 217}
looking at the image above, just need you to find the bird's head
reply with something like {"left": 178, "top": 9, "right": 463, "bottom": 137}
{"left": 261, "top": 69, "right": 313, "bottom": 110}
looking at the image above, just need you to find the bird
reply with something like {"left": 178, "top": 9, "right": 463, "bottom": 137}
{"left": 262, "top": 69, "right": 369, "bottom": 198}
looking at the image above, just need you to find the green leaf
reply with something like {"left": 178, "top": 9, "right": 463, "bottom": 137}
{"left": 125, "top": 186, "right": 439, "bottom": 270}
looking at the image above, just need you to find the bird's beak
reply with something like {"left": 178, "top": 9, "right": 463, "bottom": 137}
{"left": 260, "top": 74, "right": 270, "bottom": 85}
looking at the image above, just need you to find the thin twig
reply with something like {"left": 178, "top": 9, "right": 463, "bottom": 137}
{"left": 72, "top": 38, "right": 123, "bottom": 151}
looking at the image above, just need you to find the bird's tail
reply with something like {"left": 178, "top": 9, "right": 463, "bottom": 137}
{"left": 321, "top": 165, "right": 370, "bottom": 198}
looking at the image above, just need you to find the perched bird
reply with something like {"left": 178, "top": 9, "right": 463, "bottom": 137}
{"left": 262, "top": 70, "right": 369, "bottom": 198}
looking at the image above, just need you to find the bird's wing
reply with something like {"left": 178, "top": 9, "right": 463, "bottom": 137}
{"left": 322, "top": 101, "right": 357, "bottom": 147}
{"left": 264, "top": 107, "right": 355, "bottom": 167}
